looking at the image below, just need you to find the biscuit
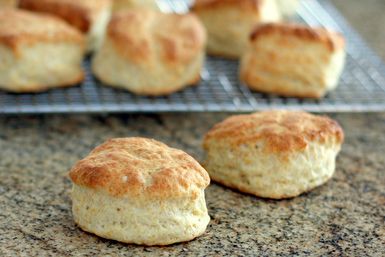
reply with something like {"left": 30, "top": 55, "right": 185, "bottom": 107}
{"left": 0, "top": 9, "right": 85, "bottom": 93}
{"left": 92, "top": 10, "right": 206, "bottom": 96}
{"left": 69, "top": 137, "right": 210, "bottom": 246}
{"left": 191, "top": 0, "right": 281, "bottom": 58}
{"left": 19, "top": 0, "right": 112, "bottom": 51}
{"left": 203, "top": 110, "right": 344, "bottom": 199}
{"left": 240, "top": 23, "right": 346, "bottom": 98}
{"left": 112, "top": 0, "right": 159, "bottom": 12}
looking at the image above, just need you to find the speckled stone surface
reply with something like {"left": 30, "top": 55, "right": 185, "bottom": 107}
{"left": 0, "top": 113, "right": 384, "bottom": 256}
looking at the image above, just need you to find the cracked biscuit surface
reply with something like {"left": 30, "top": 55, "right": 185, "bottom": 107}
{"left": 69, "top": 137, "right": 210, "bottom": 245}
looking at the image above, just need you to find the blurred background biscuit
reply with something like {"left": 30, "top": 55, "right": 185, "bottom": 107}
{"left": 192, "top": 0, "right": 281, "bottom": 58}
{"left": 19, "top": 0, "right": 112, "bottom": 51}
{"left": 0, "top": 9, "right": 85, "bottom": 92}
{"left": 240, "top": 23, "right": 346, "bottom": 98}
{"left": 92, "top": 10, "right": 206, "bottom": 96}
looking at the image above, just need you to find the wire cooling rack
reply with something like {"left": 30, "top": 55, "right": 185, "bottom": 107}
{"left": 0, "top": 0, "right": 385, "bottom": 114}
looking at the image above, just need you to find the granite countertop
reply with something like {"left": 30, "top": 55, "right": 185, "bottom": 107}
{"left": 1, "top": 113, "right": 384, "bottom": 256}
{"left": 1, "top": 1, "right": 385, "bottom": 256}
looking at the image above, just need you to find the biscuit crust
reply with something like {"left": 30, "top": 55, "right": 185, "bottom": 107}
{"left": 107, "top": 10, "right": 206, "bottom": 65}
{"left": 0, "top": 9, "right": 84, "bottom": 51}
{"left": 69, "top": 137, "right": 210, "bottom": 199}
{"left": 251, "top": 23, "right": 345, "bottom": 52}
{"left": 204, "top": 110, "right": 344, "bottom": 154}
{"left": 19, "top": 0, "right": 111, "bottom": 33}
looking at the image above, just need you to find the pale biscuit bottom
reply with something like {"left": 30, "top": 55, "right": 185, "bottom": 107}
{"left": 72, "top": 185, "right": 210, "bottom": 246}
{"left": 0, "top": 43, "right": 84, "bottom": 92}
{"left": 205, "top": 141, "right": 341, "bottom": 199}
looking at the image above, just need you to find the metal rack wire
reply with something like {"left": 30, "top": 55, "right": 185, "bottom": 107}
{"left": 0, "top": 0, "right": 384, "bottom": 114}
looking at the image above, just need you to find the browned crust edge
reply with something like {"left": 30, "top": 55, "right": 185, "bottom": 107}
{"left": 18, "top": 0, "right": 111, "bottom": 33}
{"left": 250, "top": 22, "right": 345, "bottom": 52}
{"left": 203, "top": 111, "right": 344, "bottom": 154}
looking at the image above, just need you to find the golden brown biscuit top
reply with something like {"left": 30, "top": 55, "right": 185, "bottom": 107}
{"left": 204, "top": 111, "right": 344, "bottom": 153}
{"left": 0, "top": 9, "right": 84, "bottom": 48}
{"left": 191, "top": 0, "right": 263, "bottom": 11}
{"left": 19, "top": 0, "right": 112, "bottom": 33}
{"left": 250, "top": 23, "right": 345, "bottom": 52}
{"left": 69, "top": 138, "right": 210, "bottom": 199}
{"left": 107, "top": 10, "right": 206, "bottom": 64}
